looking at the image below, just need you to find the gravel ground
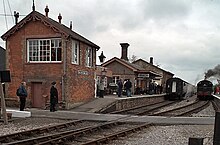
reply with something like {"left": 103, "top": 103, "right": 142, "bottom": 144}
{"left": 109, "top": 125, "right": 214, "bottom": 145}
{"left": 0, "top": 117, "right": 68, "bottom": 136}
{"left": 107, "top": 100, "right": 216, "bottom": 145}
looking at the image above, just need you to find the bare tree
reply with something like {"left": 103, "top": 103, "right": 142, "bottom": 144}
{"left": 129, "top": 54, "right": 137, "bottom": 63}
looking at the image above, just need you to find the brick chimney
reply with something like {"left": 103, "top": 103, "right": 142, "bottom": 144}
{"left": 45, "top": 5, "right": 49, "bottom": 17}
{"left": 58, "top": 13, "right": 62, "bottom": 23}
{"left": 120, "top": 43, "right": 129, "bottom": 61}
{"left": 150, "top": 57, "right": 153, "bottom": 65}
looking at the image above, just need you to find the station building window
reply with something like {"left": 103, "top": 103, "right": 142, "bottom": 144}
{"left": 72, "top": 40, "right": 80, "bottom": 65}
{"left": 85, "top": 47, "right": 93, "bottom": 67}
{"left": 27, "top": 38, "right": 62, "bottom": 62}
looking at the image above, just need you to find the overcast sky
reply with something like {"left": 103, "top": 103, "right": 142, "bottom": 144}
{"left": 1, "top": 0, "right": 220, "bottom": 85}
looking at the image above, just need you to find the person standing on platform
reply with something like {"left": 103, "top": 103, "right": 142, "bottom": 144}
{"left": 50, "top": 81, "right": 58, "bottom": 112}
{"left": 17, "top": 82, "right": 28, "bottom": 111}
{"left": 117, "top": 79, "right": 123, "bottom": 97}
{"left": 99, "top": 78, "right": 105, "bottom": 98}
{"left": 124, "top": 79, "right": 132, "bottom": 97}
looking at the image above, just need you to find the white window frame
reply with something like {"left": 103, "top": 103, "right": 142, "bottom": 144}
{"left": 85, "top": 47, "right": 93, "bottom": 67}
{"left": 27, "top": 38, "right": 62, "bottom": 63}
{"left": 112, "top": 76, "right": 120, "bottom": 84}
{"left": 72, "top": 40, "right": 79, "bottom": 65}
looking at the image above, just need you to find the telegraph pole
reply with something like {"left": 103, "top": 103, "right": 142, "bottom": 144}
{"left": 0, "top": 82, "right": 8, "bottom": 124}
{"left": 0, "top": 70, "right": 11, "bottom": 125}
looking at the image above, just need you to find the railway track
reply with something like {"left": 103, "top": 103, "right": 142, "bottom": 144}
{"left": 0, "top": 120, "right": 101, "bottom": 144}
{"left": 110, "top": 100, "right": 176, "bottom": 116}
{"left": 1, "top": 119, "right": 152, "bottom": 145}
{"left": 151, "top": 100, "right": 210, "bottom": 117}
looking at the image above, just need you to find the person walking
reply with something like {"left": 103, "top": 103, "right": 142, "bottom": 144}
{"left": 117, "top": 79, "right": 123, "bottom": 97}
{"left": 99, "top": 78, "right": 105, "bottom": 98}
{"left": 124, "top": 79, "right": 132, "bottom": 97}
{"left": 17, "top": 82, "right": 28, "bottom": 111}
{"left": 50, "top": 81, "right": 58, "bottom": 112}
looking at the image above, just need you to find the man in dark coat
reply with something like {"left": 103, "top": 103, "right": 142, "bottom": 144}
{"left": 117, "top": 79, "right": 123, "bottom": 97}
{"left": 50, "top": 81, "right": 58, "bottom": 112}
{"left": 17, "top": 82, "right": 28, "bottom": 111}
{"left": 124, "top": 79, "right": 132, "bottom": 97}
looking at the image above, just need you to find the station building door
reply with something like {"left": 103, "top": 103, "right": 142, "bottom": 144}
{"left": 31, "top": 82, "right": 43, "bottom": 108}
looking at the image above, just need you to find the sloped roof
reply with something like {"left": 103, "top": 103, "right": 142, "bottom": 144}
{"left": 102, "top": 57, "right": 161, "bottom": 77}
{"left": 133, "top": 59, "right": 174, "bottom": 76}
{"left": 1, "top": 10, "right": 100, "bottom": 49}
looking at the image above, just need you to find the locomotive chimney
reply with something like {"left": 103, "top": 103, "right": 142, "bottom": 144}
{"left": 120, "top": 43, "right": 129, "bottom": 61}
{"left": 150, "top": 57, "right": 153, "bottom": 65}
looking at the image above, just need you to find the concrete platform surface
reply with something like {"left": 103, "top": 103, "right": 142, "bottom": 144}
{"left": 6, "top": 109, "right": 31, "bottom": 118}
{"left": 29, "top": 108, "right": 215, "bottom": 125}
{"left": 70, "top": 95, "right": 117, "bottom": 112}
{"left": 70, "top": 94, "right": 164, "bottom": 113}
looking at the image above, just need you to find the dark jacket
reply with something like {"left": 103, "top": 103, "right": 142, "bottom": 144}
{"left": 18, "top": 85, "right": 28, "bottom": 97}
{"left": 124, "top": 80, "right": 132, "bottom": 89}
{"left": 50, "top": 86, "right": 58, "bottom": 104}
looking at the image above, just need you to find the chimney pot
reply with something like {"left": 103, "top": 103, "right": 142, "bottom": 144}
{"left": 150, "top": 57, "right": 153, "bottom": 64}
{"left": 58, "top": 13, "right": 62, "bottom": 23}
{"left": 70, "top": 21, "right": 72, "bottom": 30}
{"left": 120, "top": 43, "right": 129, "bottom": 61}
{"left": 45, "top": 5, "right": 49, "bottom": 17}
{"left": 14, "top": 11, "right": 19, "bottom": 24}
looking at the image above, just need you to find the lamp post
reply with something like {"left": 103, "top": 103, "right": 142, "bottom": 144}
{"left": 96, "top": 51, "right": 106, "bottom": 98}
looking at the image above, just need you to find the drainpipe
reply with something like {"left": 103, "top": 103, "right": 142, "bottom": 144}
{"left": 62, "top": 39, "right": 67, "bottom": 107}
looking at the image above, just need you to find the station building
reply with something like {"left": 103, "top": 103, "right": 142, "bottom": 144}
{"left": 1, "top": 6, "right": 100, "bottom": 109}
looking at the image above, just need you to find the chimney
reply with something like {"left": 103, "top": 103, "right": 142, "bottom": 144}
{"left": 150, "top": 57, "right": 153, "bottom": 65}
{"left": 120, "top": 43, "right": 129, "bottom": 61}
{"left": 32, "top": 0, "right": 35, "bottom": 11}
{"left": 70, "top": 21, "right": 72, "bottom": 30}
{"left": 45, "top": 5, "right": 49, "bottom": 17}
{"left": 58, "top": 13, "right": 62, "bottom": 23}
{"left": 14, "top": 11, "right": 19, "bottom": 25}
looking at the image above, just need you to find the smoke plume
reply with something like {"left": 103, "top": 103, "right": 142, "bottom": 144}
{"left": 205, "top": 64, "right": 220, "bottom": 79}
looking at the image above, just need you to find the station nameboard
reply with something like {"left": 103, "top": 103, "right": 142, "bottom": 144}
{"left": 138, "top": 73, "right": 149, "bottom": 78}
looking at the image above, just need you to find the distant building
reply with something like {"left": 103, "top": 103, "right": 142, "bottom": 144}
{"left": 1, "top": 6, "right": 100, "bottom": 109}
{"left": 0, "top": 46, "right": 6, "bottom": 70}
{"left": 102, "top": 43, "right": 162, "bottom": 95}
{"left": 132, "top": 58, "right": 174, "bottom": 92}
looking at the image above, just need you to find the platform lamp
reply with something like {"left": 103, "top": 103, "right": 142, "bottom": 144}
{"left": 98, "top": 51, "right": 106, "bottom": 63}
{"left": 99, "top": 51, "right": 106, "bottom": 77}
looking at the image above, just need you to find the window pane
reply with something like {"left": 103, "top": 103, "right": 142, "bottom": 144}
{"left": 72, "top": 40, "right": 79, "bottom": 64}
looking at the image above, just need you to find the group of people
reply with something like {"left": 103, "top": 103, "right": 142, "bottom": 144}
{"left": 16, "top": 81, "right": 58, "bottom": 112}
{"left": 117, "top": 79, "right": 132, "bottom": 97}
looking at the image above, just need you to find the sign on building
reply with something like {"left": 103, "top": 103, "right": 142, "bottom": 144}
{"left": 138, "top": 73, "right": 149, "bottom": 78}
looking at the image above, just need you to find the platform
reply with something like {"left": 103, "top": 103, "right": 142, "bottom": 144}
{"left": 3, "top": 94, "right": 215, "bottom": 125}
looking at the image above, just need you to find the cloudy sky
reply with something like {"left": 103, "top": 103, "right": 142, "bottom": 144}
{"left": 1, "top": 0, "right": 220, "bottom": 85}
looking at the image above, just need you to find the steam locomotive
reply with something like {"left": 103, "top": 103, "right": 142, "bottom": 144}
{"left": 165, "top": 77, "right": 195, "bottom": 100}
{"left": 197, "top": 79, "right": 214, "bottom": 100}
